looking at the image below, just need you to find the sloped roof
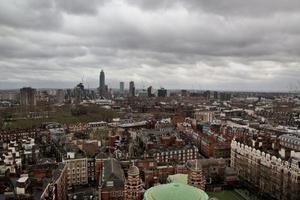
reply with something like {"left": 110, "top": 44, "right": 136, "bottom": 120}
{"left": 101, "top": 158, "right": 125, "bottom": 188}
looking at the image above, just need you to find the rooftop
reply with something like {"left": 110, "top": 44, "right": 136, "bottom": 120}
{"left": 101, "top": 158, "right": 125, "bottom": 188}
{"left": 128, "top": 165, "right": 139, "bottom": 175}
{"left": 144, "top": 183, "right": 208, "bottom": 200}
{"left": 17, "top": 176, "right": 28, "bottom": 183}
{"left": 167, "top": 174, "right": 188, "bottom": 185}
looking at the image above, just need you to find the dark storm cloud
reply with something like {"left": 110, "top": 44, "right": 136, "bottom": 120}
{"left": 0, "top": 0, "right": 300, "bottom": 91}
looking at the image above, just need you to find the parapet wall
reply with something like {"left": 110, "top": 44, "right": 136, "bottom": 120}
{"left": 231, "top": 140, "right": 300, "bottom": 173}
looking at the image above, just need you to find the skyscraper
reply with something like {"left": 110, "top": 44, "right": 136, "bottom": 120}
{"left": 20, "top": 87, "right": 36, "bottom": 107}
{"left": 120, "top": 82, "right": 124, "bottom": 94}
{"left": 157, "top": 88, "right": 167, "bottom": 97}
{"left": 99, "top": 70, "right": 105, "bottom": 97}
{"left": 74, "top": 83, "right": 85, "bottom": 103}
{"left": 147, "top": 86, "right": 153, "bottom": 97}
{"left": 129, "top": 81, "right": 135, "bottom": 97}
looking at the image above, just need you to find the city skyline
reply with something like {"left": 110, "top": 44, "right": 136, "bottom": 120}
{"left": 1, "top": 68, "right": 299, "bottom": 93}
{"left": 1, "top": 70, "right": 300, "bottom": 93}
{"left": 1, "top": 1, "right": 300, "bottom": 91}
{"left": 1, "top": 1, "right": 300, "bottom": 200}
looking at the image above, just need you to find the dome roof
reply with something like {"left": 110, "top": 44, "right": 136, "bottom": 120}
{"left": 128, "top": 165, "right": 139, "bottom": 175}
{"left": 167, "top": 174, "right": 188, "bottom": 184}
{"left": 144, "top": 183, "right": 208, "bottom": 200}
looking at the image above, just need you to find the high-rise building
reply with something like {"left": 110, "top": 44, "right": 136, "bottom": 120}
{"left": 73, "top": 83, "right": 85, "bottom": 103}
{"left": 20, "top": 87, "right": 37, "bottom": 107}
{"left": 147, "top": 86, "right": 153, "bottom": 97}
{"left": 99, "top": 70, "right": 105, "bottom": 97}
{"left": 213, "top": 91, "right": 219, "bottom": 99}
{"left": 129, "top": 81, "right": 135, "bottom": 97}
{"left": 105, "top": 85, "right": 108, "bottom": 95}
{"left": 120, "top": 82, "right": 124, "bottom": 94}
{"left": 157, "top": 88, "right": 167, "bottom": 97}
{"left": 203, "top": 90, "right": 210, "bottom": 100}
{"left": 219, "top": 92, "right": 231, "bottom": 101}
{"left": 181, "top": 89, "right": 188, "bottom": 97}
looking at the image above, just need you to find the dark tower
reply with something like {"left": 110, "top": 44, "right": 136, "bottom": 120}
{"left": 99, "top": 70, "right": 105, "bottom": 97}
{"left": 147, "top": 86, "right": 153, "bottom": 97}
{"left": 129, "top": 81, "right": 135, "bottom": 97}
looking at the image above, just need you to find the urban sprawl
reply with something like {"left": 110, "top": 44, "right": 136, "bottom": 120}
{"left": 0, "top": 70, "right": 300, "bottom": 200}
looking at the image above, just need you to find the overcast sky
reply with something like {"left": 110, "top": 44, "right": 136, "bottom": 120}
{"left": 1, "top": 0, "right": 300, "bottom": 91}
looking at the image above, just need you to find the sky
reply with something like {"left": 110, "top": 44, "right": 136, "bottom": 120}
{"left": 1, "top": 0, "right": 300, "bottom": 91}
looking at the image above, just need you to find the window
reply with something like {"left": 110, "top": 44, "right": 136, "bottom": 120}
{"left": 107, "top": 181, "right": 114, "bottom": 187}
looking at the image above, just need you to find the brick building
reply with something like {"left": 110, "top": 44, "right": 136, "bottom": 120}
{"left": 231, "top": 140, "right": 300, "bottom": 200}
{"left": 99, "top": 158, "right": 125, "bottom": 200}
{"left": 124, "top": 164, "right": 144, "bottom": 200}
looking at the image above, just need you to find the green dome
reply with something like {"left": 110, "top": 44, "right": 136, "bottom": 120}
{"left": 167, "top": 174, "right": 188, "bottom": 184}
{"left": 143, "top": 183, "right": 209, "bottom": 200}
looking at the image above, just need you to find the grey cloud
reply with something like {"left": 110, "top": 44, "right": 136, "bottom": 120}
{"left": 186, "top": 0, "right": 300, "bottom": 17}
{"left": 54, "top": 0, "right": 106, "bottom": 15}
{"left": 126, "top": 0, "right": 300, "bottom": 16}
{"left": 126, "top": 0, "right": 177, "bottom": 11}
{"left": 0, "top": 0, "right": 62, "bottom": 30}
{"left": 0, "top": 0, "right": 300, "bottom": 91}
{"left": 0, "top": 0, "right": 105, "bottom": 31}
{"left": 60, "top": 6, "right": 300, "bottom": 58}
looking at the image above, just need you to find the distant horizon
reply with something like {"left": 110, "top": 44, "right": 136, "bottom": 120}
{"left": 1, "top": 2, "right": 300, "bottom": 200}
{"left": 0, "top": 86, "right": 299, "bottom": 94}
